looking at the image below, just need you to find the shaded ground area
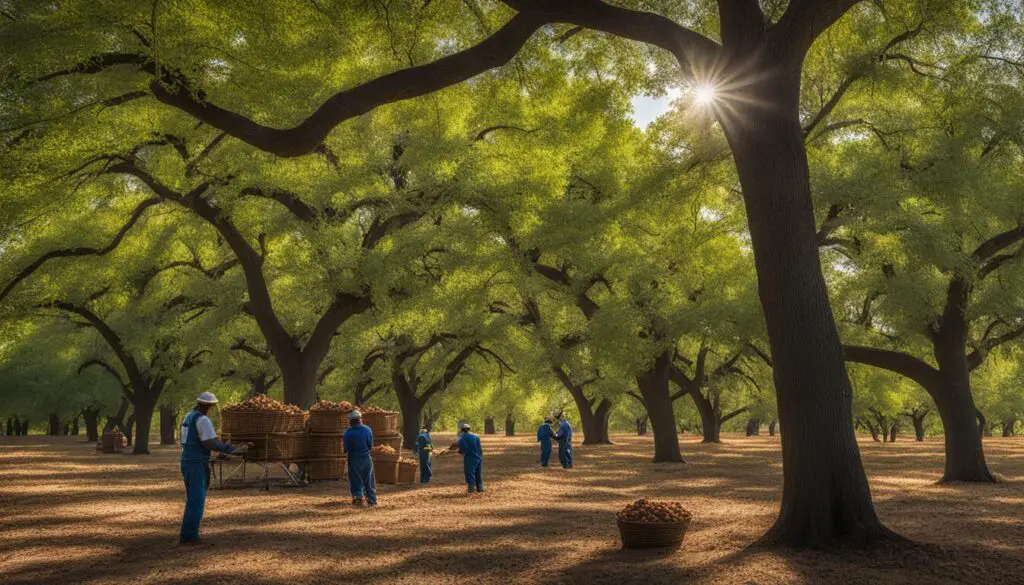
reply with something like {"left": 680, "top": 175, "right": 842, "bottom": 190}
{"left": 1, "top": 433, "right": 1022, "bottom": 584}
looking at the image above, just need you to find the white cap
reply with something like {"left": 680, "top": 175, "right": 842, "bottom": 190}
{"left": 197, "top": 392, "right": 218, "bottom": 404}
{"left": 348, "top": 410, "right": 362, "bottom": 420}
{"left": 460, "top": 423, "right": 471, "bottom": 430}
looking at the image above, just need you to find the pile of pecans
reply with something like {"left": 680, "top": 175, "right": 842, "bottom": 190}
{"left": 371, "top": 444, "right": 397, "bottom": 456}
{"left": 360, "top": 405, "right": 393, "bottom": 414}
{"left": 221, "top": 394, "right": 303, "bottom": 414}
{"left": 616, "top": 499, "right": 692, "bottom": 523}
{"left": 309, "top": 400, "right": 355, "bottom": 412}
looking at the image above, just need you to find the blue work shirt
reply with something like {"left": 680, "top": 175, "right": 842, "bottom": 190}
{"left": 180, "top": 409, "right": 211, "bottom": 464}
{"left": 457, "top": 432, "right": 483, "bottom": 461}
{"left": 537, "top": 423, "right": 554, "bottom": 444}
{"left": 555, "top": 419, "right": 573, "bottom": 444}
{"left": 414, "top": 431, "right": 433, "bottom": 455}
{"left": 343, "top": 423, "right": 374, "bottom": 458}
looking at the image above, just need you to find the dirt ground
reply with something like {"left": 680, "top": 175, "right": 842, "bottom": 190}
{"left": 1, "top": 433, "right": 1022, "bottom": 585}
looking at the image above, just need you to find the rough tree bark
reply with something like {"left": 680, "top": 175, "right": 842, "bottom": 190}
{"left": 505, "top": 415, "right": 516, "bottom": 436}
{"left": 636, "top": 415, "right": 649, "bottom": 436}
{"left": 159, "top": 405, "right": 177, "bottom": 446}
{"left": 125, "top": 412, "right": 135, "bottom": 447}
{"left": 1003, "top": 420, "right": 1018, "bottom": 437}
{"left": 769, "top": 420, "right": 777, "bottom": 436}
{"left": 82, "top": 408, "right": 100, "bottom": 442}
{"left": 552, "top": 366, "right": 613, "bottom": 445}
{"left": 484, "top": 417, "right": 496, "bottom": 435}
{"left": 48, "top": 413, "right": 60, "bottom": 436}
{"left": 636, "top": 351, "right": 683, "bottom": 463}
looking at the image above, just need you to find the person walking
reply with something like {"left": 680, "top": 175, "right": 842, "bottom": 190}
{"left": 179, "top": 392, "right": 245, "bottom": 544}
{"left": 414, "top": 427, "right": 433, "bottom": 484}
{"left": 554, "top": 410, "right": 573, "bottom": 469}
{"left": 343, "top": 410, "right": 377, "bottom": 507}
{"left": 455, "top": 423, "right": 483, "bottom": 494}
{"left": 536, "top": 417, "right": 555, "bottom": 467}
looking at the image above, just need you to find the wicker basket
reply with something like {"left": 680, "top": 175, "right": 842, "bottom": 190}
{"left": 229, "top": 432, "right": 308, "bottom": 461}
{"left": 617, "top": 518, "right": 691, "bottom": 550}
{"left": 307, "top": 457, "right": 346, "bottom": 481}
{"left": 100, "top": 431, "right": 123, "bottom": 453}
{"left": 397, "top": 459, "right": 418, "bottom": 484}
{"left": 372, "top": 433, "right": 403, "bottom": 452}
{"left": 374, "top": 457, "right": 401, "bottom": 484}
{"left": 222, "top": 411, "right": 306, "bottom": 435}
{"left": 362, "top": 411, "right": 398, "bottom": 435}
{"left": 308, "top": 433, "right": 344, "bottom": 457}
{"left": 308, "top": 411, "right": 351, "bottom": 434}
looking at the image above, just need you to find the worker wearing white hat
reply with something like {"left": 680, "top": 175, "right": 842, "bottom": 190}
{"left": 179, "top": 392, "right": 245, "bottom": 544}
{"left": 342, "top": 409, "right": 377, "bottom": 506}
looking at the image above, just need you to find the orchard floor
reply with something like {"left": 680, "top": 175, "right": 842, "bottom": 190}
{"left": 1, "top": 434, "right": 1023, "bottom": 585}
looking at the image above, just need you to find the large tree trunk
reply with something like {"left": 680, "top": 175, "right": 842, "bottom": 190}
{"left": 71, "top": 416, "right": 80, "bottom": 435}
{"left": 554, "top": 367, "right": 613, "bottom": 445}
{"left": 690, "top": 391, "right": 721, "bottom": 443}
{"left": 280, "top": 362, "right": 318, "bottom": 409}
{"left": 159, "top": 406, "right": 177, "bottom": 446}
{"left": 83, "top": 409, "right": 100, "bottom": 442}
{"left": 1003, "top": 420, "right": 1017, "bottom": 437}
{"left": 125, "top": 412, "right": 136, "bottom": 447}
{"left": 723, "top": 65, "right": 885, "bottom": 546}
{"left": 912, "top": 415, "right": 926, "bottom": 441}
{"left": 636, "top": 415, "right": 649, "bottom": 436}
{"left": 504, "top": 415, "right": 515, "bottom": 436}
{"left": 931, "top": 333, "right": 995, "bottom": 482}
{"left": 635, "top": 351, "right": 683, "bottom": 463}
{"left": 48, "top": 413, "right": 60, "bottom": 436}
{"left": 889, "top": 423, "right": 897, "bottom": 443}
{"left": 131, "top": 400, "right": 156, "bottom": 454}
{"left": 19, "top": 418, "right": 30, "bottom": 435}
{"left": 484, "top": 417, "right": 496, "bottom": 435}
{"left": 5, "top": 418, "right": 12, "bottom": 436}
{"left": 769, "top": 419, "right": 777, "bottom": 436}
{"left": 745, "top": 418, "right": 761, "bottom": 437}
{"left": 396, "top": 392, "right": 423, "bottom": 450}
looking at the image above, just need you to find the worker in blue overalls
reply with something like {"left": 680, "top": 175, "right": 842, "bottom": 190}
{"left": 537, "top": 417, "right": 555, "bottom": 467}
{"left": 554, "top": 410, "right": 573, "bottom": 469}
{"left": 343, "top": 410, "right": 377, "bottom": 507}
{"left": 456, "top": 423, "right": 483, "bottom": 494}
{"left": 179, "top": 392, "right": 245, "bottom": 544}
{"left": 413, "top": 427, "right": 433, "bottom": 484}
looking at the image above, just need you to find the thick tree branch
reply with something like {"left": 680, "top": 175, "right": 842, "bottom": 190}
{"left": 716, "top": 0, "right": 766, "bottom": 48}
{"left": 842, "top": 345, "right": 939, "bottom": 389}
{"left": 0, "top": 197, "right": 162, "bottom": 303}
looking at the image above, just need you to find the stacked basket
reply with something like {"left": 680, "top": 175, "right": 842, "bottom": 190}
{"left": 306, "top": 400, "right": 353, "bottom": 481}
{"left": 220, "top": 396, "right": 308, "bottom": 462}
{"left": 362, "top": 407, "right": 402, "bottom": 451}
{"left": 397, "top": 458, "right": 419, "bottom": 484}
{"left": 371, "top": 444, "right": 401, "bottom": 484}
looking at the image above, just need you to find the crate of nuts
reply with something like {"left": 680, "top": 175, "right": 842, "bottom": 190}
{"left": 616, "top": 499, "right": 693, "bottom": 550}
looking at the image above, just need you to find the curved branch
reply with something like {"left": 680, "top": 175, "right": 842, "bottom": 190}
{"left": 148, "top": 12, "right": 550, "bottom": 156}
{"left": 0, "top": 197, "right": 162, "bottom": 303}
{"left": 78, "top": 359, "right": 133, "bottom": 401}
{"left": 44, "top": 300, "right": 146, "bottom": 393}
{"left": 842, "top": 345, "right": 939, "bottom": 390}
